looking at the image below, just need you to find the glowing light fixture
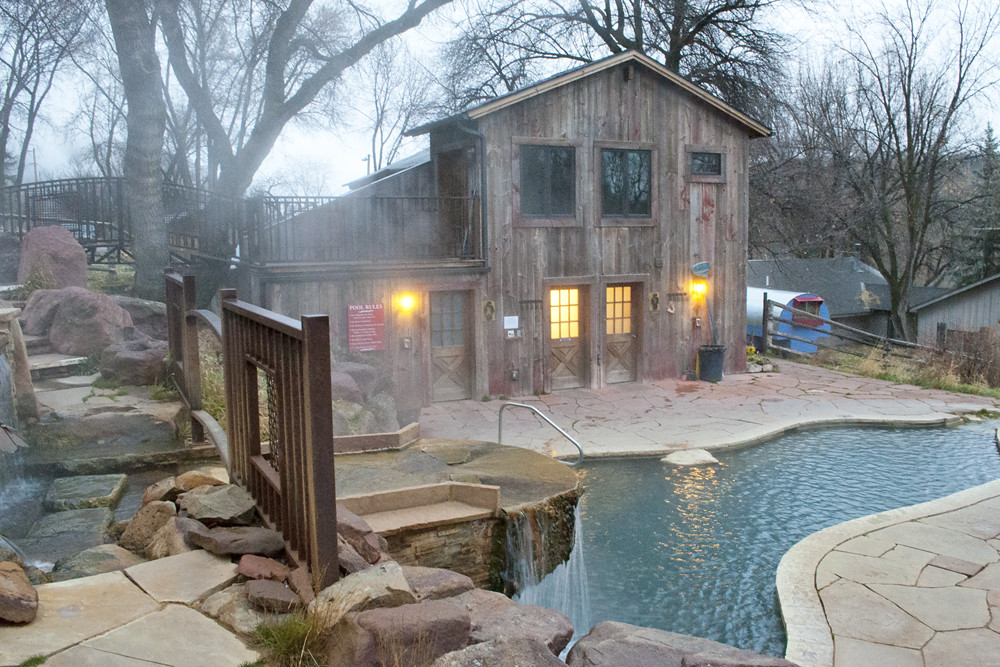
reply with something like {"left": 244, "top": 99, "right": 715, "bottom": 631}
{"left": 397, "top": 292, "right": 417, "bottom": 313}
{"left": 690, "top": 280, "right": 708, "bottom": 298}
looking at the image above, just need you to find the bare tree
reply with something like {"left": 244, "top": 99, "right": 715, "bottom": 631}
{"left": 0, "top": 0, "right": 92, "bottom": 186}
{"left": 756, "top": 0, "right": 998, "bottom": 340}
{"left": 353, "top": 42, "right": 435, "bottom": 172}
{"left": 443, "top": 0, "right": 785, "bottom": 112}
{"left": 106, "top": 0, "right": 169, "bottom": 299}
{"left": 160, "top": 0, "right": 453, "bottom": 200}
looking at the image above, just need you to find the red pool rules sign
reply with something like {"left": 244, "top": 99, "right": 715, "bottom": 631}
{"left": 347, "top": 303, "right": 386, "bottom": 352}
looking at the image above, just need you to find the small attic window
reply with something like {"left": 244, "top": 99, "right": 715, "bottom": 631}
{"left": 687, "top": 146, "right": 726, "bottom": 183}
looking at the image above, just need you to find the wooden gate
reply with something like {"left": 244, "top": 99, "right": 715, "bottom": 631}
{"left": 430, "top": 291, "right": 473, "bottom": 401}
{"left": 549, "top": 287, "right": 588, "bottom": 389}
{"left": 604, "top": 284, "right": 638, "bottom": 383}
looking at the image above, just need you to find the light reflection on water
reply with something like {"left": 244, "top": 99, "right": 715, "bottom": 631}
{"left": 575, "top": 421, "right": 1000, "bottom": 656}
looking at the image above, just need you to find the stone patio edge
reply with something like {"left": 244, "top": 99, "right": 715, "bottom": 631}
{"left": 777, "top": 475, "right": 1000, "bottom": 667}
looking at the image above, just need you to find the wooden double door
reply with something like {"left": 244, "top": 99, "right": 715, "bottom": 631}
{"left": 546, "top": 283, "right": 639, "bottom": 390}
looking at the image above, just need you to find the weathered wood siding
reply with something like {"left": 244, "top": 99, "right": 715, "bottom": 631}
{"left": 463, "top": 61, "right": 750, "bottom": 395}
{"left": 916, "top": 280, "right": 1000, "bottom": 343}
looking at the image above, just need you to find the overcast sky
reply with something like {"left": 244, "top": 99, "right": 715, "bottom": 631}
{"left": 29, "top": 0, "right": 1000, "bottom": 195}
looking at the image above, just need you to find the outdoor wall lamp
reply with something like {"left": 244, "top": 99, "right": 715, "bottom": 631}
{"left": 690, "top": 280, "right": 708, "bottom": 298}
{"left": 397, "top": 292, "right": 418, "bottom": 313}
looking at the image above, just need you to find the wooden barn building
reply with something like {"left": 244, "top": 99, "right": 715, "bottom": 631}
{"left": 235, "top": 51, "right": 769, "bottom": 406}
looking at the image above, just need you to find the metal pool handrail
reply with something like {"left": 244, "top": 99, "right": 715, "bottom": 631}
{"left": 498, "top": 402, "right": 584, "bottom": 466}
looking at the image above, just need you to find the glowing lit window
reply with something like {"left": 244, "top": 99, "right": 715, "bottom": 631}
{"left": 550, "top": 288, "right": 580, "bottom": 339}
{"left": 606, "top": 286, "right": 632, "bottom": 335}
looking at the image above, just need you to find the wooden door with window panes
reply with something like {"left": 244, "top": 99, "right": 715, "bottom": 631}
{"left": 430, "top": 291, "right": 472, "bottom": 401}
{"left": 604, "top": 284, "right": 638, "bottom": 383}
{"left": 549, "top": 287, "right": 587, "bottom": 389}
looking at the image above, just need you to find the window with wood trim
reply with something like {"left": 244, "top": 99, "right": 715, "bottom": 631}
{"left": 687, "top": 148, "right": 726, "bottom": 183}
{"left": 520, "top": 145, "right": 575, "bottom": 217}
{"left": 606, "top": 285, "right": 632, "bottom": 334}
{"left": 550, "top": 288, "right": 580, "bottom": 339}
{"left": 601, "top": 148, "right": 651, "bottom": 217}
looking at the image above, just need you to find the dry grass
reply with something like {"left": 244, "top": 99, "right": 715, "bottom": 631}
{"left": 802, "top": 340, "right": 1000, "bottom": 400}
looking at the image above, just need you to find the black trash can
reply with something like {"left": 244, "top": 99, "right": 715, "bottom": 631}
{"left": 697, "top": 344, "right": 726, "bottom": 382}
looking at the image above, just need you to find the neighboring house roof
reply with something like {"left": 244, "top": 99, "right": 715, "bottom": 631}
{"left": 747, "top": 258, "right": 888, "bottom": 318}
{"left": 344, "top": 149, "right": 430, "bottom": 191}
{"left": 865, "top": 284, "right": 949, "bottom": 312}
{"left": 407, "top": 51, "right": 771, "bottom": 139}
{"left": 911, "top": 272, "right": 1000, "bottom": 312}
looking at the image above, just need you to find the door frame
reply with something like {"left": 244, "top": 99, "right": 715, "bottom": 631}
{"left": 543, "top": 280, "right": 592, "bottom": 392}
{"left": 601, "top": 280, "right": 644, "bottom": 385}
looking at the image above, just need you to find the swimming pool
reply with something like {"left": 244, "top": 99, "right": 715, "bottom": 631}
{"left": 526, "top": 420, "right": 1000, "bottom": 656}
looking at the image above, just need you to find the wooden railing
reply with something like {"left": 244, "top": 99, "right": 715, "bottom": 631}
{"left": 244, "top": 195, "right": 481, "bottom": 265}
{"left": 165, "top": 270, "right": 339, "bottom": 589}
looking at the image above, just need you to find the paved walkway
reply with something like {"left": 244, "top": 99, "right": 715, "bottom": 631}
{"left": 420, "top": 360, "right": 1000, "bottom": 458}
{"left": 779, "top": 477, "right": 1000, "bottom": 667}
{"left": 5, "top": 361, "right": 1000, "bottom": 665}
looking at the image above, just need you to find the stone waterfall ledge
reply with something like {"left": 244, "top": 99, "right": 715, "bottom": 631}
{"left": 777, "top": 476, "right": 1000, "bottom": 667}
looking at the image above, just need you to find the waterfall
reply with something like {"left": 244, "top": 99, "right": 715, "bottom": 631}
{"left": 508, "top": 504, "right": 592, "bottom": 644}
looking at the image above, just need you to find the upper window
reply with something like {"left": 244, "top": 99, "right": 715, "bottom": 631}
{"left": 690, "top": 152, "right": 722, "bottom": 177}
{"left": 601, "top": 148, "right": 651, "bottom": 217}
{"left": 520, "top": 145, "right": 575, "bottom": 217}
{"left": 687, "top": 148, "right": 726, "bottom": 183}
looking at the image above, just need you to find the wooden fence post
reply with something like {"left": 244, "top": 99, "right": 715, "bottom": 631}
{"left": 301, "top": 315, "right": 339, "bottom": 590}
{"left": 761, "top": 291, "right": 770, "bottom": 355}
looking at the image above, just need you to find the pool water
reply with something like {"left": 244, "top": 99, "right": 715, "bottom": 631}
{"left": 572, "top": 421, "right": 1000, "bottom": 656}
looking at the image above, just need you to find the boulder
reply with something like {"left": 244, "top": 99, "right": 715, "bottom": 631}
{"left": 469, "top": 604, "right": 574, "bottom": 655}
{"left": 0, "top": 561, "right": 37, "bottom": 623}
{"left": 142, "top": 476, "right": 180, "bottom": 506}
{"left": 339, "top": 534, "right": 374, "bottom": 575}
{"left": 336, "top": 503, "right": 383, "bottom": 564}
{"left": 175, "top": 467, "right": 229, "bottom": 491}
{"left": 119, "top": 500, "right": 177, "bottom": 554}
{"left": 201, "top": 582, "right": 290, "bottom": 635}
{"left": 445, "top": 588, "right": 518, "bottom": 631}
{"left": 53, "top": 544, "right": 145, "bottom": 577}
{"left": 43, "top": 287, "right": 134, "bottom": 356}
{"left": 111, "top": 295, "right": 168, "bottom": 340}
{"left": 238, "top": 554, "right": 290, "bottom": 581}
{"left": 660, "top": 449, "right": 719, "bottom": 466}
{"left": 0, "top": 535, "right": 25, "bottom": 567}
{"left": 402, "top": 565, "right": 475, "bottom": 602}
{"left": 310, "top": 561, "right": 417, "bottom": 632}
{"left": 334, "top": 362, "right": 380, "bottom": 397}
{"left": 367, "top": 392, "right": 400, "bottom": 432}
{"left": 186, "top": 525, "right": 285, "bottom": 557}
{"left": 17, "top": 225, "right": 87, "bottom": 290}
{"left": 330, "top": 372, "right": 363, "bottom": 404}
{"left": 287, "top": 565, "right": 314, "bottom": 605}
{"left": 178, "top": 484, "right": 256, "bottom": 526}
{"left": 100, "top": 338, "right": 168, "bottom": 386}
{"left": 566, "top": 622, "right": 799, "bottom": 667}
{"left": 146, "top": 516, "right": 198, "bottom": 559}
{"left": 20, "top": 288, "right": 65, "bottom": 335}
{"left": 328, "top": 599, "right": 471, "bottom": 667}
{"left": 246, "top": 578, "right": 302, "bottom": 613}
{"left": 434, "top": 637, "right": 568, "bottom": 666}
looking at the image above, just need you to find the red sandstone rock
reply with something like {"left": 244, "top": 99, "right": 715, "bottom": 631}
{"left": 17, "top": 225, "right": 87, "bottom": 289}
{"left": 246, "top": 579, "right": 301, "bottom": 613}
{"left": 0, "top": 561, "right": 38, "bottom": 624}
{"left": 238, "top": 554, "right": 290, "bottom": 581}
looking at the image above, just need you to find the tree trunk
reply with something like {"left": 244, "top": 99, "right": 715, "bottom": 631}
{"left": 106, "top": 0, "right": 168, "bottom": 300}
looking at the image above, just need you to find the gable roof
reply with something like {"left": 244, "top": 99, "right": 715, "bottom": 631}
{"left": 408, "top": 51, "right": 771, "bottom": 138}
{"left": 911, "top": 272, "right": 1000, "bottom": 312}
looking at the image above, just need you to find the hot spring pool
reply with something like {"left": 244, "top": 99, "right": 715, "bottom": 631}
{"left": 521, "top": 420, "right": 1000, "bottom": 656}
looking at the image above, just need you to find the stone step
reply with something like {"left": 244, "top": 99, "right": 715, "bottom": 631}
{"left": 29, "top": 352, "right": 90, "bottom": 380}
{"left": 23, "top": 334, "right": 51, "bottom": 354}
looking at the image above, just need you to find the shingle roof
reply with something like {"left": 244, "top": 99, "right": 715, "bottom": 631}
{"left": 747, "top": 258, "right": 888, "bottom": 317}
